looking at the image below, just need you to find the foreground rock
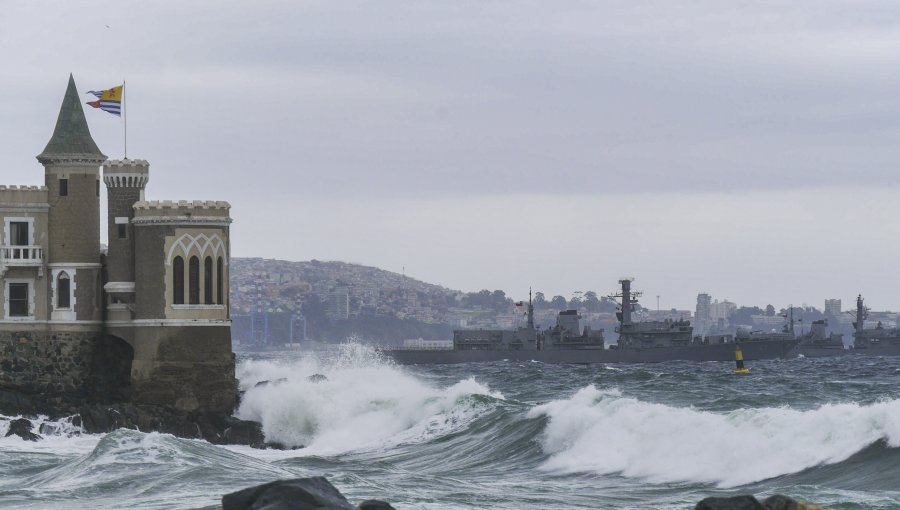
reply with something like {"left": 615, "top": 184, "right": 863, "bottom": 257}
{"left": 696, "top": 494, "right": 825, "bottom": 510}
{"left": 223, "top": 477, "right": 395, "bottom": 510}
{"left": 5, "top": 418, "right": 41, "bottom": 441}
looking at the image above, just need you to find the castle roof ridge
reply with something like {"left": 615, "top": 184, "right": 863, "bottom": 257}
{"left": 134, "top": 200, "right": 231, "bottom": 210}
{"left": 0, "top": 185, "right": 50, "bottom": 191}
{"left": 104, "top": 158, "right": 150, "bottom": 167}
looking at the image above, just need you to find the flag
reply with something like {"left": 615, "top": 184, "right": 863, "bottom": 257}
{"left": 86, "top": 85, "right": 123, "bottom": 116}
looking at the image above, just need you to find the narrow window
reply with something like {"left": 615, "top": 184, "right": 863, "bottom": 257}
{"left": 9, "top": 283, "right": 29, "bottom": 317}
{"left": 189, "top": 256, "right": 200, "bottom": 305}
{"left": 173, "top": 256, "right": 185, "bottom": 305}
{"left": 117, "top": 223, "right": 127, "bottom": 239}
{"left": 96, "top": 179, "right": 100, "bottom": 196}
{"left": 59, "top": 179, "right": 68, "bottom": 196}
{"left": 216, "top": 257, "right": 224, "bottom": 305}
{"left": 204, "top": 256, "right": 213, "bottom": 304}
{"left": 10, "top": 222, "right": 28, "bottom": 246}
{"left": 57, "top": 272, "right": 71, "bottom": 309}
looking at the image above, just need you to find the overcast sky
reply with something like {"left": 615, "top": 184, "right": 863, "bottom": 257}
{"left": 2, "top": 1, "right": 900, "bottom": 310}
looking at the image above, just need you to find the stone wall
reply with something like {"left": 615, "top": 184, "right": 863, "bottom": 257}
{"left": 0, "top": 329, "right": 132, "bottom": 408}
{"left": 121, "top": 325, "right": 235, "bottom": 413}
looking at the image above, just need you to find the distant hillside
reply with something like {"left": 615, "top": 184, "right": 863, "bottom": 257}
{"left": 230, "top": 258, "right": 462, "bottom": 343}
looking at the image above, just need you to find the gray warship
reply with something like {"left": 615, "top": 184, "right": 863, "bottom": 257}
{"left": 382, "top": 279, "right": 799, "bottom": 364}
{"left": 792, "top": 319, "right": 846, "bottom": 357}
{"left": 847, "top": 294, "right": 900, "bottom": 355}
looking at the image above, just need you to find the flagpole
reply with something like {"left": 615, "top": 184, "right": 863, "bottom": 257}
{"left": 123, "top": 79, "right": 127, "bottom": 159}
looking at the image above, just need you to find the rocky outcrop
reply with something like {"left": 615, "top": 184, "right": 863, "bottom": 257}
{"left": 696, "top": 495, "right": 825, "bottom": 510}
{"left": 70, "top": 403, "right": 265, "bottom": 447}
{"left": 223, "top": 477, "right": 395, "bottom": 510}
{"left": 5, "top": 418, "right": 41, "bottom": 441}
{"left": 0, "top": 393, "right": 265, "bottom": 447}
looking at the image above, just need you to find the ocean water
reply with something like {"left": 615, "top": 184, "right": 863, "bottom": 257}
{"left": 1, "top": 345, "right": 899, "bottom": 509}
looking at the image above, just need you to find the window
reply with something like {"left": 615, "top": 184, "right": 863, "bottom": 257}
{"left": 188, "top": 256, "right": 200, "bottom": 305}
{"left": 216, "top": 257, "right": 224, "bottom": 305}
{"left": 96, "top": 179, "right": 100, "bottom": 196}
{"left": 173, "top": 256, "right": 184, "bottom": 305}
{"left": 9, "top": 283, "right": 29, "bottom": 317}
{"left": 117, "top": 223, "right": 127, "bottom": 239}
{"left": 57, "top": 272, "right": 71, "bottom": 309}
{"left": 10, "top": 222, "right": 28, "bottom": 247}
{"left": 59, "top": 179, "right": 68, "bottom": 196}
{"left": 204, "top": 257, "right": 213, "bottom": 304}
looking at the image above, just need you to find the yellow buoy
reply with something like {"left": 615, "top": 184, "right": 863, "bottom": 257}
{"left": 734, "top": 345, "right": 750, "bottom": 374}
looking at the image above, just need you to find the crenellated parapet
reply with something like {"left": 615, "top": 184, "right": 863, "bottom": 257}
{"left": 132, "top": 200, "right": 231, "bottom": 226}
{"left": 0, "top": 185, "right": 50, "bottom": 206}
{"left": 103, "top": 159, "right": 150, "bottom": 189}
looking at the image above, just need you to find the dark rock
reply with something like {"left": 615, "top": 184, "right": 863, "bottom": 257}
{"left": 696, "top": 495, "right": 824, "bottom": 510}
{"left": 0, "top": 388, "right": 36, "bottom": 415}
{"left": 307, "top": 374, "right": 328, "bottom": 383}
{"left": 357, "top": 500, "right": 396, "bottom": 510}
{"left": 70, "top": 403, "right": 265, "bottom": 447}
{"left": 255, "top": 378, "right": 289, "bottom": 388}
{"left": 695, "top": 495, "right": 764, "bottom": 510}
{"left": 5, "top": 418, "right": 41, "bottom": 441}
{"left": 222, "top": 476, "right": 356, "bottom": 510}
{"left": 762, "top": 495, "right": 823, "bottom": 510}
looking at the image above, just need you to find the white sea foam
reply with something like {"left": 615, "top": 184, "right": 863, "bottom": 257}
{"left": 236, "top": 343, "right": 504, "bottom": 453}
{"left": 528, "top": 385, "right": 900, "bottom": 487}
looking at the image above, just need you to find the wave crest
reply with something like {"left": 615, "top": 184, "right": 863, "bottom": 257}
{"left": 237, "top": 344, "right": 504, "bottom": 453}
{"left": 528, "top": 385, "right": 900, "bottom": 487}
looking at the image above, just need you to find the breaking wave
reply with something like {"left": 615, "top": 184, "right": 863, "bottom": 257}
{"left": 236, "top": 343, "right": 505, "bottom": 453}
{"left": 528, "top": 385, "right": 900, "bottom": 487}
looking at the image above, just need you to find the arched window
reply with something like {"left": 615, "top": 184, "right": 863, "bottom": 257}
{"left": 57, "top": 272, "right": 71, "bottom": 309}
{"left": 204, "top": 256, "right": 213, "bottom": 304}
{"left": 189, "top": 256, "right": 200, "bottom": 305}
{"left": 217, "top": 257, "right": 224, "bottom": 305}
{"left": 173, "top": 256, "right": 185, "bottom": 305}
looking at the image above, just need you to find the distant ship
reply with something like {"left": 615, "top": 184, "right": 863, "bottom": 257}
{"left": 382, "top": 279, "right": 798, "bottom": 364}
{"left": 846, "top": 294, "right": 900, "bottom": 355}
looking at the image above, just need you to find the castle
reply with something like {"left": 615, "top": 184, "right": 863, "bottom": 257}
{"left": 0, "top": 75, "right": 235, "bottom": 413}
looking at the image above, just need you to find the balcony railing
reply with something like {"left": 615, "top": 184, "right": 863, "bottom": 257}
{"left": 1, "top": 245, "right": 43, "bottom": 266}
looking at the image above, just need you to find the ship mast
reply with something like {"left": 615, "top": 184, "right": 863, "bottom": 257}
{"left": 854, "top": 294, "right": 867, "bottom": 334}
{"left": 527, "top": 287, "right": 535, "bottom": 330}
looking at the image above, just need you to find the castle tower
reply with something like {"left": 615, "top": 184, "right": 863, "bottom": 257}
{"left": 36, "top": 75, "right": 105, "bottom": 321}
{"left": 103, "top": 159, "right": 149, "bottom": 319}
{"left": 108, "top": 200, "right": 235, "bottom": 412}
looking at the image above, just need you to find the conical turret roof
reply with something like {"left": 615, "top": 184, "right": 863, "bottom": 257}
{"left": 37, "top": 74, "right": 106, "bottom": 163}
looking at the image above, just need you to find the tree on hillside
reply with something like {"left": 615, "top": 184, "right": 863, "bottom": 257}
{"left": 550, "top": 295, "right": 568, "bottom": 310}
{"left": 766, "top": 304, "right": 775, "bottom": 316}
{"left": 583, "top": 291, "right": 601, "bottom": 312}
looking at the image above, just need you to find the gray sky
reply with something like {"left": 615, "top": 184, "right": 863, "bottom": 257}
{"left": 2, "top": 1, "right": 900, "bottom": 310}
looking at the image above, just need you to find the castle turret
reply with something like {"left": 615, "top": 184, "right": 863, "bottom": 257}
{"left": 37, "top": 75, "right": 106, "bottom": 321}
{"left": 103, "top": 160, "right": 149, "bottom": 319}
{"left": 111, "top": 200, "right": 234, "bottom": 412}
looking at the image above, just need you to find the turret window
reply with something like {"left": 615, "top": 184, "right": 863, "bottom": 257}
{"left": 216, "top": 257, "right": 224, "bottom": 305}
{"left": 56, "top": 272, "right": 71, "bottom": 309}
{"left": 188, "top": 256, "right": 200, "bottom": 305}
{"left": 173, "top": 256, "right": 185, "bottom": 305}
{"left": 59, "top": 179, "right": 68, "bottom": 196}
{"left": 204, "top": 256, "right": 213, "bottom": 304}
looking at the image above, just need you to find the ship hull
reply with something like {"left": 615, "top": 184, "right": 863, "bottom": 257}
{"left": 382, "top": 340, "right": 798, "bottom": 365}
{"left": 794, "top": 344, "right": 900, "bottom": 358}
